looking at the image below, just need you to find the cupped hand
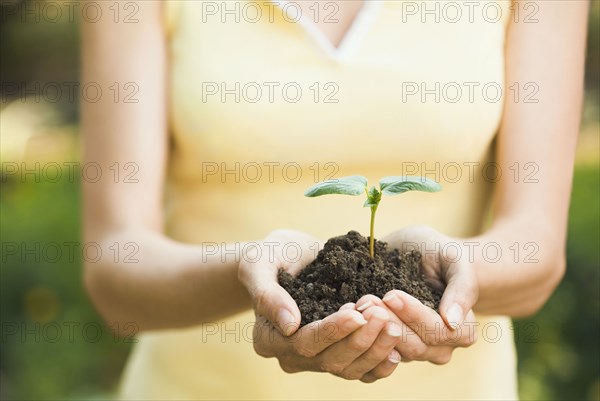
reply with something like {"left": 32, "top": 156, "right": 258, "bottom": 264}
{"left": 238, "top": 229, "right": 324, "bottom": 336}
{"left": 252, "top": 304, "right": 402, "bottom": 382}
{"left": 238, "top": 229, "right": 402, "bottom": 382}
{"left": 359, "top": 225, "right": 481, "bottom": 364}
{"left": 355, "top": 292, "right": 477, "bottom": 365}
{"left": 381, "top": 225, "right": 479, "bottom": 330}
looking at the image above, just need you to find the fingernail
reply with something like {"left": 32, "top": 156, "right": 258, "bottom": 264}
{"left": 383, "top": 292, "right": 403, "bottom": 311}
{"left": 352, "top": 313, "right": 368, "bottom": 326}
{"left": 339, "top": 302, "right": 356, "bottom": 311}
{"left": 344, "top": 313, "right": 367, "bottom": 331}
{"left": 388, "top": 349, "right": 401, "bottom": 364}
{"left": 382, "top": 292, "right": 395, "bottom": 303}
{"left": 356, "top": 300, "right": 373, "bottom": 312}
{"left": 277, "top": 308, "right": 296, "bottom": 336}
{"left": 386, "top": 323, "right": 402, "bottom": 338}
{"left": 446, "top": 303, "right": 464, "bottom": 330}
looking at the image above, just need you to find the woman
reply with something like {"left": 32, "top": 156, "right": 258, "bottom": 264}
{"left": 81, "top": 0, "right": 588, "bottom": 399}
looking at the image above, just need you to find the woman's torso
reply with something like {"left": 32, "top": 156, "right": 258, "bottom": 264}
{"left": 120, "top": 1, "right": 518, "bottom": 399}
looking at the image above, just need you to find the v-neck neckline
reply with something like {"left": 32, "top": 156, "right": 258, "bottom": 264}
{"left": 275, "top": 1, "right": 383, "bottom": 62}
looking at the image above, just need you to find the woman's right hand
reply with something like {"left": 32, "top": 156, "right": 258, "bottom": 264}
{"left": 238, "top": 229, "right": 403, "bottom": 382}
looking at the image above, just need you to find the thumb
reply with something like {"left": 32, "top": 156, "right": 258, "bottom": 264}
{"left": 239, "top": 256, "right": 301, "bottom": 336}
{"left": 439, "top": 260, "right": 479, "bottom": 330}
{"left": 254, "top": 281, "right": 301, "bottom": 337}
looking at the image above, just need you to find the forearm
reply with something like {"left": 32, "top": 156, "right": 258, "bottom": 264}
{"left": 467, "top": 217, "right": 566, "bottom": 317}
{"left": 84, "top": 228, "right": 251, "bottom": 333}
{"left": 468, "top": 1, "right": 587, "bottom": 318}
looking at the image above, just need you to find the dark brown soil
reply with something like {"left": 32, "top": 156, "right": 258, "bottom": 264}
{"left": 278, "top": 230, "right": 442, "bottom": 326}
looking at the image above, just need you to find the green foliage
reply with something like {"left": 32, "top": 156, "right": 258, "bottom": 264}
{"left": 0, "top": 171, "right": 132, "bottom": 400}
{"left": 303, "top": 175, "right": 367, "bottom": 197}
{"left": 359, "top": 175, "right": 440, "bottom": 209}
{"left": 364, "top": 186, "right": 381, "bottom": 208}
{"left": 379, "top": 176, "right": 442, "bottom": 196}
{"left": 515, "top": 166, "right": 600, "bottom": 400}
{"left": 305, "top": 175, "right": 441, "bottom": 205}
{"left": 305, "top": 175, "right": 441, "bottom": 257}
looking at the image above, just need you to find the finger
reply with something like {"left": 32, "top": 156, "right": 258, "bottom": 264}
{"left": 439, "top": 260, "right": 479, "bottom": 330}
{"left": 355, "top": 295, "right": 407, "bottom": 329}
{"left": 383, "top": 291, "right": 474, "bottom": 349}
{"left": 238, "top": 247, "right": 301, "bottom": 336}
{"left": 383, "top": 290, "right": 447, "bottom": 345}
{"left": 288, "top": 309, "right": 367, "bottom": 358}
{"left": 341, "top": 321, "right": 402, "bottom": 380}
{"left": 339, "top": 302, "right": 356, "bottom": 311}
{"left": 389, "top": 318, "right": 428, "bottom": 362}
{"left": 399, "top": 344, "right": 454, "bottom": 365}
{"left": 347, "top": 300, "right": 458, "bottom": 365}
{"left": 361, "top": 349, "right": 401, "bottom": 383}
{"left": 384, "top": 318, "right": 454, "bottom": 364}
{"left": 265, "top": 230, "right": 323, "bottom": 274}
{"left": 355, "top": 294, "right": 385, "bottom": 312}
{"left": 452, "top": 309, "right": 478, "bottom": 346}
{"left": 252, "top": 316, "right": 287, "bottom": 358}
{"left": 255, "top": 281, "right": 300, "bottom": 337}
{"left": 317, "top": 306, "right": 389, "bottom": 375}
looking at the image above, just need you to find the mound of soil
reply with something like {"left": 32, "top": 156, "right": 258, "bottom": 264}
{"left": 278, "top": 230, "right": 442, "bottom": 326}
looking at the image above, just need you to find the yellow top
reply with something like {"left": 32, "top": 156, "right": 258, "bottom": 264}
{"left": 119, "top": 1, "right": 518, "bottom": 399}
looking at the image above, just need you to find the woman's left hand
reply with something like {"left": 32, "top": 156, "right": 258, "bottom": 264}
{"left": 354, "top": 292, "right": 477, "bottom": 366}
{"left": 381, "top": 225, "right": 479, "bottom": 329}
{"left": 360, "top": 225, "right": 480, "bottom": 364}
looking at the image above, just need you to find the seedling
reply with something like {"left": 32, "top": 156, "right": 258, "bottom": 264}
{"left": 304, "top": 176, "right": 441, "bottom": 258}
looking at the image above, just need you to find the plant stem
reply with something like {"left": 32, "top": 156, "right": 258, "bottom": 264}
{"left": 369, "top": 204, "right": 378, "bottom": 258}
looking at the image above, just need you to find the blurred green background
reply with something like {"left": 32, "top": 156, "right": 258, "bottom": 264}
{"left": 1, "top": 1, "right": 598, "bottom": 399}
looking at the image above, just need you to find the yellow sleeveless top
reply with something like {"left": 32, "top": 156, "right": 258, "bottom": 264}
{"left": 119, "top": 1, "right": 518, "bottom": 399}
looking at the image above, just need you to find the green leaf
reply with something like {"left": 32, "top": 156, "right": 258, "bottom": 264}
{"left": 379, "top": 176, "right": 442, "bottom": 196}
{"left": 363, "top": 186, "right": 381, "bottom": 207}
{"left": 304, "top": 175, "right": 368, "bottom": 197}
